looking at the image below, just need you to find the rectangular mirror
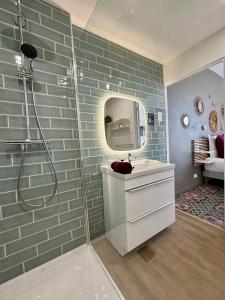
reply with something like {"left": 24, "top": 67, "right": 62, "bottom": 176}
{"left": 104, "top": 97, "right": 146, "bottom": 151}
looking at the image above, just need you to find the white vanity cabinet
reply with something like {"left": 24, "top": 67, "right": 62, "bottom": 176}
{"left": 101, "top": 160, "right": 175, "bottom": 256}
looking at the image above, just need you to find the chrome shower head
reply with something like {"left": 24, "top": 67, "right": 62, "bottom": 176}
{"left": 21, "top": 43, "right": 38, "bottom": 59}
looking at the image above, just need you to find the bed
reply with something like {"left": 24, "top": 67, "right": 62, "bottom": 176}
{"left": 203, "top": 157, "right": 224, "bottom": 180}
{"left": 192, "top": 138, "right": 224, "bottom": 181}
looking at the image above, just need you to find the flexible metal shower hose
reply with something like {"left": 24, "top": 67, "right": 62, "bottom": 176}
{"left": 17, "top": 78, "right": 58, "bottom": 208}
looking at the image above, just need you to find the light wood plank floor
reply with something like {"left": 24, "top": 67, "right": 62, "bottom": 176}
{"left": 93, "top": 211, "right": 225, "bottom": 300}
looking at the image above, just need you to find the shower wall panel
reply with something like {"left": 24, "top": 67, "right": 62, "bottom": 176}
{"left": 0, "top": 0, "right": 85, "bottom": 284}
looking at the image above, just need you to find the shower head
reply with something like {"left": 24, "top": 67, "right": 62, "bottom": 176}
{"left": 21, "top": 43, "right": 38, "bottom": 59}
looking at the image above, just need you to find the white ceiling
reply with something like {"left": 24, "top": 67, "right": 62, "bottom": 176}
{"left": 52, "top": 0, "right": 225, "bottom": 64}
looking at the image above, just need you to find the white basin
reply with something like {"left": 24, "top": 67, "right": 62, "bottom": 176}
{"left": 131, "top": 159, "right": 162, "bottom": 172}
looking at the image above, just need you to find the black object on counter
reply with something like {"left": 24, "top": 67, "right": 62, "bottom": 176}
{"left": 111, "top": 161, "right": 133, "bottom": 174}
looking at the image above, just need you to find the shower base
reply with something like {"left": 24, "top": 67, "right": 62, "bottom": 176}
{"left": 0, "top": 244, "right": 124, "bottom": 300}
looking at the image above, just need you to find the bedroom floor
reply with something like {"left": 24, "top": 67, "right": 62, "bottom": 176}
{"left": 176, "top": 183, "right": 224, "bottom": 229}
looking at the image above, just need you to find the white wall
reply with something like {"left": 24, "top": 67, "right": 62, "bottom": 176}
{"left": 164, "top": 28, "right": 225, "bottom": 86}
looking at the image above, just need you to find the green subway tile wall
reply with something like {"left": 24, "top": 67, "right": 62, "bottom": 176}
{"left": 0, "top": 0, "right": 85, "bottom": 284}
{"left": 74, "top": 26, "right": 167, "bottom": 240}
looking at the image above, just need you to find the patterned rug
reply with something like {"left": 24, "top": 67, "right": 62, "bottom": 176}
{"left": 176, "top": 185, "right": 224, "bottom": 229}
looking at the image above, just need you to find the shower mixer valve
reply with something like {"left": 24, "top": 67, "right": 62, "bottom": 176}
{"left": 17, "top": 65, "right": 34, "bottom": 79}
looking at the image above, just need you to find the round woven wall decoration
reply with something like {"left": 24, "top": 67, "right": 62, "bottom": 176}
{"left": 209, "top": 111, "right": 218, "bottom": 133}
{"left": 194, "top": 96, "right": 204, "bottom": 115}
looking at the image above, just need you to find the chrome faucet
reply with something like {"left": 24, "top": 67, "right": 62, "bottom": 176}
{"left": 128, "top": 153, "right": 136, "bottom": 163}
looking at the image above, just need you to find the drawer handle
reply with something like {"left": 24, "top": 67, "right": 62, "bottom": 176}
{"left": 128, "top": 200, "right": 174, "bottom": 223}
{"left": 126, "top": 177, "right": 173, "bottom": 193}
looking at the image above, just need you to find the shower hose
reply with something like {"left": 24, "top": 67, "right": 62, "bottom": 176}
{"left": 17, "top": 78, "right": 58, "bottom": 208}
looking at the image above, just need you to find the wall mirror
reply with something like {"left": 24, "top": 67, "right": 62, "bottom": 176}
{"left": 181, "top": 114, "right": 190, "bottom": 128}
{"left": 104, "top": 97, "right": 146, "bottom": 151}
{"left": 194, "top": 96, "right": 204, "bottom": 114}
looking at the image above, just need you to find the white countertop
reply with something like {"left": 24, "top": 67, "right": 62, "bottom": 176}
{"left": 101, "top": 159, "right": 175, "bottom": 180}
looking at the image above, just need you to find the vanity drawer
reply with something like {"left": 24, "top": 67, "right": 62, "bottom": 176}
{"left": 126, "top": 201, "right": 175, "bottom": 252}
{"left": 125, "top": 176, "right": 174, "bottom": 221}
{"left": 124, "top": 169, "right": 174, "bottom": 191}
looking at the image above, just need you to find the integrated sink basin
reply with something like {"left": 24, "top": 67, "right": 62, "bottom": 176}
{"left": 101, "top": 159, "right": 174, "bottom": 179}
{"left": 132, "top": 159, "right": 162, "bottom": 172}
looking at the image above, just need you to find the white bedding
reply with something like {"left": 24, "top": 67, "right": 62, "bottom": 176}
{"left": 204, "top": 157, "right": 224, "bottom": 173}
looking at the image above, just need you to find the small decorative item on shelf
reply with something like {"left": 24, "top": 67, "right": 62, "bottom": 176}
{"left": 209, "top": 111, "right": 218, "bottom": 133}
{"left": 181, "top": 114, "right": 190, "bottom": 128}
{"left": 194, "top": 96, "right": 204, "bottom": 115}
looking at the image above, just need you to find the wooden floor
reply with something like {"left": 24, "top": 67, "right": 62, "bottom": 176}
{"left": 93, "top": 211, "right": 225, "bottom": 300}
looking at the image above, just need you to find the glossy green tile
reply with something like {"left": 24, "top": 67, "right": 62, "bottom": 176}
{"left": 34, "top": 202, "right": 69, "bottom": 221}
{"left": 124, "top": 80, "right": 140, "bottom": 90}
{"left": 0, "top": 8, "right": 16, "bottom": 26}
{"left": 0, "top": 228, "right": 19, "bottom": 245}
{"left": 44, "top": 50, "right": 70, "bottom": 67}
{"left": 0, "top": 264, "right": 23, "bottom": 285}
{"left": 41, "top": 129, "right": 73, "bottom": 139}
{"left": 47, "top": 189, "right": 78, "bottom": 206}
{"left": 0, "top": 191, "right": 16, "bottom": 206}
{"left": 21, "top": 0, "right": 52, "bottom": 16}
{"left": 0, "top": 177, "right": 29, "bottom": 193}
{"left": 42, "top": 159, "right": 76, "bottom": 173}
{"left": 57, "top": 179, "right": 80, "bottom": 193}
{"left": 0, "top": 21, "right": 15, "bottom": 38}
{"left": 24, "top": 247, "right": 61, "bottom": 272}
{"left": 62, "top": 236, "right": 85, "bottom": 254}
{"left": 4, "top": 76, "right": 46, "bottom": 93}
{"left": 0, "top": 246, "right": 37, "bottom": 272}
{"left": 0, "top": 101, "right": 22, "bottom": 115}
{"left": 66, "top": 169, "right": 80, "bottom": 180}
{"left": 6, "top": 231, "right": 48, "bottom": 255}
{"left": 87, "top": 34, "right": 109, "bottom": 50}
{"left": 55, "top": 43, "right": 72, "bottom": 57}
{"left": 52, "top": 9, "right": 70, "bottom": 26}
{"left": 61, "top": 108, "right": 76, "bottom": 119}
{"left": 0, "top": 1, "right": 16, "bottom": 13}
{"left": 30, "top": 172, "right": 65, "bottom": 187}
{"left": 80, "top": 41, "right": 104, "bottom": 56}
{"left": 64, "top": 140, "right": 79, "bottom": 149}
{"left": 51, "top": 118, "right": 75, "bottom": 129}
{"left": 48, "top": 219, "right": 80, "bottom": 238}
{"left": 41, "top": 15, "right": 70, "bottom": 36}
{"left": 0, "top": 164, "right": 41, "bottom": 181}
{"left": 54, "top": 150, "right": 79, "bottom": 161}
{"left": 47, "top": 85, "right": 72, "bottom": 97}
{"left": 20, "top": 216, "right": 59, "bottom": 237}
{"left": 37, "top": 232, "right": 71, "bottom": 254}
{"left": 69, "top": 198, "right": 83, "bottom": 210}
{"left": 0, "top": 211, "right": 33, "bottom": 233}
{"left": 21, "top": 5, "right": 40, "bottom": 23}
{"left": 59, "top": 207, "right": 84, "bottom": 224}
